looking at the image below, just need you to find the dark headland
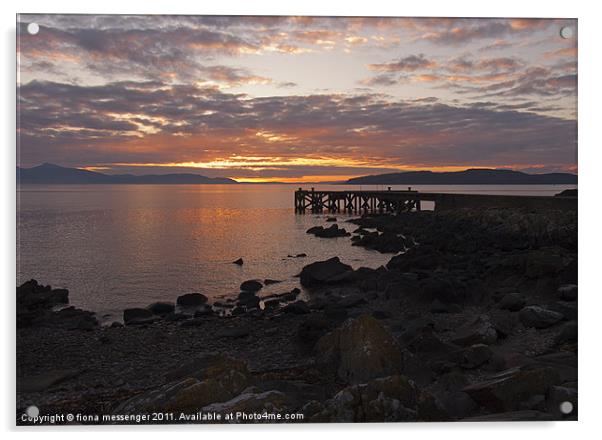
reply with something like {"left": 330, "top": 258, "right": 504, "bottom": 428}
{"left": 346, "top": 169, "right": 577, "bottom": 185}
{"left": 17, "top": 199, "right": 577, "bottom": 424}
{"left": 17, "top": 163, "right": 237, "bottom": 185}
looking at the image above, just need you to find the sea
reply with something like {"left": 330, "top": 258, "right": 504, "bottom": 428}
{"left": 16, "top": 183, "right": 576, "bottom": 321}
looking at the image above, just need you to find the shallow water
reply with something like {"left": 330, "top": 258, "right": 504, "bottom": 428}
{"left": 17, "top": 183, "right": 576, "bottom": 319}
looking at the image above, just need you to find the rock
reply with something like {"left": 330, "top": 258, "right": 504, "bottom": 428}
{"left": 240, "top": 280, "right": 263, "bottom": 292}
{"left": 498, "top": 293, "right": 526, "bottom": 311}
{"left": 299, "top": 257, "right": 354, "bottom": 287}
{"left": 519, "top": 305, "right": 564, "bottom": 329}
{"left": 306, "top": 224, "right": 350, "bottom": 238}
{"left": 371, "top": 310, "right": 389, "bottom": 320}
{"left": 326, "top": 217, "right": 337, "bottom": 222}
{"left": 558, "top": 284, "right": 577, "bottom": 301}
{"left": 123, "top": 308, "right": 156, "bottom": 325}
{"left": 459, "top": 344, "right": 493, "bottom": 369}
{"left": 451, "top": 316, "right": 497, "bottom": 346}
{"left": 264, "top": 279, "right": 281, "bottom": 285}
{"left": 525, "top": 248, "right": 568, "bottom": 278}
{"left": 147, "top": 302, "right": 175, "bottom": 315}
{"left": 324, "top": 305, "right": 348, "bottom": 321}
{"left": 233, "top": 258, "right": 244, "bottom": 265}
{"left": 176, "top": 293, "right": 208, "bottom": 307}
{"left": 338, "top": 294, "right": 367, "bottom": 308}
{"left": 193, "top": 305, "right": 213, "bottom": 317}
{"left": 311, "top": 375, "right": 418, "bottom": 422}
{"left": 462, "top": 366, "right": 562, "bottom": 412}
{"left": 546, "top": 301, "right": 577, "bottom": 321}
{"left": 282, "top": 300, "right": 310, "bottom": 315}
{"left": 201, "top": 390, "right": 289, "bottom": 420}
{"left": 555, "top": 320, "right": 577, "bottom": 344}
{"left": 18, "top": 369, "right": 81, "bottom": 393}
{"left": 180, "top": 317, "right": 205, "bottom": 327}
{"left": 164, "top": 312, "right": 187, "bottom": 322}
{"left": 430, "top": 299, "right": 449, "bottom": 313}
{"left": 110, "top": 321, "right": 124, "bottom": 328}
{"left": 217, "top": 327, "right": 250, "bottom": 338}
{"left": 237, "top": 294, "right": 260, "bottom": 309}
{"left": 115, "top": 356, "right": 249, "bottom": 413}
{"left": 316, "top": 314, "right": 403, "bottom": 384}
{"left": 296, "top": 315, "right": 331, "bottom": 353}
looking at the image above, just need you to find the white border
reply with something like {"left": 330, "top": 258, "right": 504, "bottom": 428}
{"left": 3, "top": 0, "right": 601, "bottom": 438}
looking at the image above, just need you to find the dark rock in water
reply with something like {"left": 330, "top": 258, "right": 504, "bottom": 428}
{"left": 299, "top": 257, "right": 354, "bottom": 287}
{"left": 176, "top": 293, "right": 208, "bottom": 307}
{"left": 240, "top": 280, "right": 263, "bottom": 292}
{"left": 419, "top": 276, "right": 463, "bottom": 304}
{"left": 123, "top": 308, "right": 156, "bottom": 325}
{"left": 316, "top": 314, "right": 403, "bottom": 384}
{"left": 217, "top": 327, "right": 250, "bottom": 338}
{"left": 558, "top": 284, "right": 577, "bottom": 301}
{"left": 264, "top": 279, "right": 281, "bottom": 285}
{"left": 282, "top": 300, "right": 310, "bottom": 315}
{"left": 459, "top": 344, "right": 493, "bottom": 369}
{"left": 519, "top": 305, "right": 563, "bottom": 329}
{"left": 296, "top": 253, "right": 307, "bottom": 258}
{"left": 555, "top": 320, "right": 577, "bottom": 345}
{"left": 201, "top": 390, "right": 289, "bottom": 415}
{"left": 147, "top": 302, "right": 175, "bottom": 315}
{"left": 498, "top": 293, "right": 526, "bottom": 311}
{"left": 231, "top": 307, "right": 245, "bottom": 316}
{"left": 387, "top": 245, "right": 443, "bottom": 272}
{"left": 179, "top": 317, "right": 205, "bottom": 327}
{"left": 462, "top": 366, "right": 562, "bottom": 412}
{"left": 451, "top": 316, "right": 497, "bottom": 346}
{"left": 17, "top": 280, "right": 71, "bottom": 327}
{"left": 326, "top": 217, "right": 337, "bottom": 222}
{"left": 306, "top": 224, "right": 350, "bottom": 238}
{"left": 263, "top": 299, "right": 281, "bottom": 309}
{"left": 233, "top": 258, "right": 244, "bottom": 265}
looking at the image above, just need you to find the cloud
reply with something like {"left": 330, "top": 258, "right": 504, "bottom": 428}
{"left": 17, "top": 79, "right": 577, "bottom": 174}
{"left": 368, "top": 54, "right": 437, "bottom": 72}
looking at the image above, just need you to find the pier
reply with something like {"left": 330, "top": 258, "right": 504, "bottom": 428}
{"left": 294, "top": 188, "right": 577, "bottom": 214}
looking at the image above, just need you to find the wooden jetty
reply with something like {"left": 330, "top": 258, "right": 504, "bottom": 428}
{"left": 294, "top": 187, "right": 577, "bottom": 214}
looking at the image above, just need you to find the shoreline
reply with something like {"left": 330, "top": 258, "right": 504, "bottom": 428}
{"left": 17, "top": 206, "right": 577, "bottom": 423}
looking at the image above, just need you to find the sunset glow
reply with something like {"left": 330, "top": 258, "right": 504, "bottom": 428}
{"left": 17, "top": 15, "right": 577, "bottom": 181}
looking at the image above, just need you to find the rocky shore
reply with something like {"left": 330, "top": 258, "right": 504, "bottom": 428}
{"left": 17, "top": 206, "right": 577, "bottom": 424}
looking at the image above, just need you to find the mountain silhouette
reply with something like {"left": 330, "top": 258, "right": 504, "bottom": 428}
{"left": 346, "top": 168, "right": 577, "bottom": 185}
{"left": 17, "top": 163, "right": 237, "bottom": 184}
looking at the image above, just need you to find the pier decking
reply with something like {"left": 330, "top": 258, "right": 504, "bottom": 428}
{"left": 294, "top": 188, "right": 577, "bottom": 213}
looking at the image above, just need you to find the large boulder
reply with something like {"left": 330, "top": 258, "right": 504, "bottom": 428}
{"left": 498, "top": 293, "right": 526, "bottom": 312}
{"left": 115, "top": 355, "right": 249, "bottom": 413}
{"left": 519, "top": 306, "right": 564, "bottom": 329}
{"left": 240, "top": 280, "right": 263, "bottom": 292}
{"left": 176, "top": 293, "right": 208, "bottom": 307}
{"left": 451, "top": 315, "right": 498, "bottom": 346}
{"left": 316, "top": 314, "right": 403, "bottom": 384}
{"left": 299, "top": 257, "right": 354, "bottom": 287}
{"left": 310, "top": 375, "right": 418, "bottom": 422}
{"left": 147, "top": 302, "right": 175, "bottom": 315}
{"left": 557, "top": 284, "right": 577, "bottom": 301}
{"left": 462, "top": 366, "right": 562, "bottom": 412}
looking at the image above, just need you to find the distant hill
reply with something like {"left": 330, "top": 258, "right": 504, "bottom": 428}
{"left": 346, "top": 168, "right": 577, "bottom": 185}
{"left": 17, "top": 163, "right": 237, "bottom": 185}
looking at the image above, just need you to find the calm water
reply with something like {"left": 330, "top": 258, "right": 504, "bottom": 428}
{"left": 17, "top": 184, "right": 575, "bottom": 320}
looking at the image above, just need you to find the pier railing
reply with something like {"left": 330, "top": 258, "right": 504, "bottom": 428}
{"left": 294, "top": 187, "right": 577, "bottom": 214}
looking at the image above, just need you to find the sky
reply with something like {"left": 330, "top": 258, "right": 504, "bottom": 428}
{"left": 17, "top": 15, "right": 577, "bottom": 182}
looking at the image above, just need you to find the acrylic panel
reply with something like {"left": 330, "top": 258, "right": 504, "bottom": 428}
{"left": 16, "top": 15, "right": 577, "bottom": 425}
